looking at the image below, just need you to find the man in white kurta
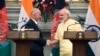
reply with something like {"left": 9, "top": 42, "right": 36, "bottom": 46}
{"left": 54, "top": 9, "right": 83, "bottom": 56}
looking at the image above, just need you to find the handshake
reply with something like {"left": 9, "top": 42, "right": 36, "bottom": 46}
{"left": 46, "top": 40, "right": 58, "bottom": 46}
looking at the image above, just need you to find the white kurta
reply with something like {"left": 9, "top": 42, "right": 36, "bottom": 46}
{"left": 55, "top": 19, "right": 83, "bottom": 56}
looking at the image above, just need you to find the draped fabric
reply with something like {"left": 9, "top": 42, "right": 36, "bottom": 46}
{"left": 50, "top": 0, "right": 66, "bottom": 56}
{"left": 0, "top": 0, "right": 8, "bottom": 42}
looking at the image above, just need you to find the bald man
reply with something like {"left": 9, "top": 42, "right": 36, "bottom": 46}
{"left": 51, "top": 9, "right": 83, "bottom": 56}
{"left": 24, "top": 8, "right": 51, "bottom": 56}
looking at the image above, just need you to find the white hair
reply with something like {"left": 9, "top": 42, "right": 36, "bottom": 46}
{"left": 31, "top": 8, "right": 40, "bottom": 15}
{"left": 65, "top": 9, "right": 71, "bottom": 17}
{"left": 60, "top": 9, "right": 71, "bottom": 17}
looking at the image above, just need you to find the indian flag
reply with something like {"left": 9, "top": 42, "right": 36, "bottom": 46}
{"left": 51, "top": 0, "right": 66, "bottom": 40}
{"left": 18, "top": 0, "right": 33, "bottom": 29}
{"left": 85, "top": 0, "right": 100, "bottom": 56}
{"left": 50, "top": 0, "right": 66, "bottom": 56}
{"left": 0, "top": 0, "right": 8, "bottom": 42}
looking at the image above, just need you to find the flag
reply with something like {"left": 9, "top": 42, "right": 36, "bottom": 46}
{"left": 50, "top": 0, "right": 66, "bottom": 56}
{"left": 51, "top": 0, "right": 66, "bottom": 40}
{"left": 85, "top": 0, "right": 100, "bottom": 56}
{"left": 0, "top": 0, "right": 8, "bottom": 42}
{"left": 18, "top": 0, "right": 33, "bottom": 29}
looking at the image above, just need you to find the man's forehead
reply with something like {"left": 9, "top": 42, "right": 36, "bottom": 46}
{"left": 59, "top": 9, "right": 66, "bottom": 13}
{"left": 59, "top": 11, "right": 66, "bottom": 15}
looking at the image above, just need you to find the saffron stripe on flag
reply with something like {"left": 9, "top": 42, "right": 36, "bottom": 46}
{"left": 90, "top": 0, "right": 100, "bottom": 25}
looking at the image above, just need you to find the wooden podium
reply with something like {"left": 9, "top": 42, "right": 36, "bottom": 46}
{"left": 63, "top": 31, "right": 97, "bottom": 56}
{"left": 7, "top": 30, "right": 40, "bottom": 56}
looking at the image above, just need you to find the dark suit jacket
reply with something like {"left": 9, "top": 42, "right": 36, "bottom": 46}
{"left": 24, "top": 19, "right": 46, "bottom": 56}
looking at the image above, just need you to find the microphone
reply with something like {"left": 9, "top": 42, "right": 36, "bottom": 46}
{"left": 9, "top": 17, "right": 27, "bottom": 31}
{"left": 67, "top": 22, "right": 80, "bottom": 32}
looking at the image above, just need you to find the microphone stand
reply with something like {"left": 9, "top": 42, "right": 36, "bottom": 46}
{"left": 67, "top": 22, "right": 80, "bottom": 32}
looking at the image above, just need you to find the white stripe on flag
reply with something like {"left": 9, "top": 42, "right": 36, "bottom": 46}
{"left": 18, "top": 5, "right": 29, "bottom": 29}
